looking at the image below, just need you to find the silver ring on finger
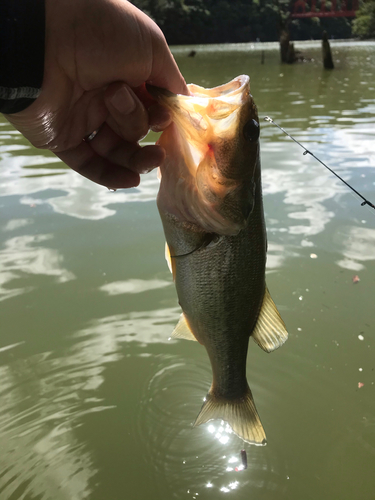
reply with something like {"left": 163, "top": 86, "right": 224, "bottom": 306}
{"left": 84, "top": 127, "right": 101, "bottom": 142}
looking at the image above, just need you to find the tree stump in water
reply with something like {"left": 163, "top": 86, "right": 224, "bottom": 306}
{"left": 287, "top": 42, "right": 296, "bottom": 64}
{"left": 280, "top": 31, "right": 296, "bottom": 64}
{"left": 280, "top": 30, "right": 290, "bottom": 63}
{"left": 322, "top": 31, "right": 334, "bottom": 69}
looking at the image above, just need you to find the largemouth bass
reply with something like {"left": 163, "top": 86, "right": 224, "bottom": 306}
{"left": 149, "top": 75, "right": 288, "bottom": 446}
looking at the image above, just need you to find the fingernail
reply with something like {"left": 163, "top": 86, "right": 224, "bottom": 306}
{"left": 138, "top": 165, "right": 158, "bottom": 174}
{"left": 149, "top": 104, "right": 172, "bottom": 132}
{"left": 110, "top": 86, "right": 136, "bottom": 114}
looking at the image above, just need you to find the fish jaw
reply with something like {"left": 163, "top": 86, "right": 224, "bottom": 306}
{"left": 153, "top": 75, "right": 260, "bottom": 235}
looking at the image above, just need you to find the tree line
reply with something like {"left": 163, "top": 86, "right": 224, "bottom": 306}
{"left": 131, "top": 0, "right": 374, "bottom": 45}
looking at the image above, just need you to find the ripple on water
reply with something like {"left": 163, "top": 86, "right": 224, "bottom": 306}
{"left": 0, "top": 306, "right": 191, "bottom": 498}
{"left": 137, "top": 355, "right": 289, "bottom": 499}
{"left": 0, "top": 344, "right": 115, "bottom": 500}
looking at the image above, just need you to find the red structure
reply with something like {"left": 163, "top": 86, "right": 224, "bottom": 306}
{"left": 292, "top": 0, "right": 358, "bottom": 17}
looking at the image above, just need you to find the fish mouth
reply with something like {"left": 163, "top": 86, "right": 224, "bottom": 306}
{"left": 152, "top": 75, "right": 259, "bottom": 235}
{"left": 187, "top": 75, "right": 249, "bottom": 99}
{"left": 147, "top": 75, "right": 250, "bottom": 144}
{"left": 147, "top": 75, "right": 249, "bottom": 100}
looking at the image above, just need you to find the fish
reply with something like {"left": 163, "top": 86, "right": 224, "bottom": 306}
{"left": 148, "top": 75, "right": 288, "bottom": 446}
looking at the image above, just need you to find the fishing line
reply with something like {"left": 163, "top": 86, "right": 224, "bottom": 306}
{"left": 263, "top": 116, "right": 375, "bottom": 211}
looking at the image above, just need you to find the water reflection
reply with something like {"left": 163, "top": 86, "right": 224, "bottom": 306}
{"left": 334, "top": 225, "right": 375, "bottom": 271}
{"left": 99, "top": 278, "right": 171, "bottom": 296}
{"left": 262, "top": 164, "right": 338, "bottom": 237}
{"left": 75, "top": 307, "right": 180, "bottom": 345}
{"left": 0, "top": 140, "right": 160, "bottom": 220}
{"left": 0, "top": 351, "right": 99, "bottom": 500}
{"left": 2, "top": 218, "right": 33, "bottom": 231}
{"left": 266, "top": 243, "right": 289, "bottom": 271}
{"left": 0, "top": 305, "right": 181, "bottom": 499}
{"left": 0, "top": 233, "right": 75, "bottom": 302}
{"left": 138, "top": 354, "right": 288, "bottom": 498}
{"left": 262, "top": 116, "right": 375, "bottom": 240}
{"left": 1, "top": 116, "right": 374, "bottom": 245}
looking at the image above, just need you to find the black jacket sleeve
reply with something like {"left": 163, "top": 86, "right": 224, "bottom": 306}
{"left": 0, "top": 0, "right": 45, "bottom": 114}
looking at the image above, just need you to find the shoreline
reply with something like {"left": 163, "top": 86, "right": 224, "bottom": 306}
{"left": 171, "top": 38, "right": 375, "bottom": 54}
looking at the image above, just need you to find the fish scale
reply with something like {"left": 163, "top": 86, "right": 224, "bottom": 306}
{"left": 165, "top": 175, "right": 266, "bottom": 399}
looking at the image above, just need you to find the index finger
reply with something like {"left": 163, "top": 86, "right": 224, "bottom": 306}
{"left": 56, "top": 141, "right": 140, "bottom": 189}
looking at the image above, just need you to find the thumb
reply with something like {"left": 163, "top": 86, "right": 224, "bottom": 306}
{"left": 148, "top": 31, "right": 189, "bottom": 96}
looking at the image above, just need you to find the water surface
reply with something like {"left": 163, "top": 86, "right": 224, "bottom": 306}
{"left": 0, "top": 40, "right": 374, "bottom": 500}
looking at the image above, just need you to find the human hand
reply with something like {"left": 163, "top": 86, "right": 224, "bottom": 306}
{"left": 5, "top": 0, "right": 188, "bottom": 188}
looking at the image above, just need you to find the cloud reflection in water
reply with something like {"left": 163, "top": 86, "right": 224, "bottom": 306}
{"left": 0, "top": 304, "right": 180, "bottom": 499}
{"left": 263, "top": 164, "right": 338, "bottom": 237}
{"left": 75, "top": 307, "right": 180, "bottom": 346}
{"left": 262, "top": 121, "right": 375, "bottom": 243}
{"left": 0, "top": 143, "right": 160, "bottom": 220}
{"left": 99, "top": 278, "right": 171, "bottom": 296}
{"left": 0, "top": 232, "right": 75, "bottom": 302}
{"left": 334, "top": 226, "right": 375, "bottom": 271}
{"left": 0, "top": 350, "right": 104, "bottom": 500}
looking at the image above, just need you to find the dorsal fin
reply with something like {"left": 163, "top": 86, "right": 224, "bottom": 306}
{"left": 252, "top": 287, "right": 288, "bottom": 352}
{"left": 170, "top": 313, "right": 198, "bottom": 341}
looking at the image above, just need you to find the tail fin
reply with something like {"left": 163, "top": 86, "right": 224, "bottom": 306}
{"left": 194, "top": 385, "right": 266, "bottom": 446}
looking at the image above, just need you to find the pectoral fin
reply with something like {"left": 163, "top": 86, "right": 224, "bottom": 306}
{"left": 171, "top": 313, "right": 198, "bottom": 341}
{"left": 165, "top": 242, "right": 176, "bottom": 279}
{"left": 252, "top": 287, "right": 288, "bottom": 353}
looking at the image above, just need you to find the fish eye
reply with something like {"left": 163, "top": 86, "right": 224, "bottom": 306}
{"left": 243, "top": 119, "right": 260, "bottom": 142}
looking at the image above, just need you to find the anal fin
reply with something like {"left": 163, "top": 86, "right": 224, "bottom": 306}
{"left": 194, "top": 384, "right": 266, "bottom": 446}
{"left": 252, "top": 287, "right": 288, "bottom": 353}
{"left": 170, "top": 313, "right": 198, "bottom": 341}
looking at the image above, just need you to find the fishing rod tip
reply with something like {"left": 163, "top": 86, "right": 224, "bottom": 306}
{"left": 262, "top": 117, "right": 373, "bottom": 213}
{"left": 361, "top": 200, "right": 375, "bottom": 209}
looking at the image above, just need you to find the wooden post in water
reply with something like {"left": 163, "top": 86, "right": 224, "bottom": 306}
{"left": 322, "top": 31, "right": 334, "bottom": 69}
{"left": 287, "top": 42, "right": 296, "bottom": 64}
{"left": 280, "top": 30, "right": 296, "bottom": 64}
{"left": 280, "top": 30, "right": 290, "bottom": 63}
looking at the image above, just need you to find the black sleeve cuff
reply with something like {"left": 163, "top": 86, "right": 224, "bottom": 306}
{"left": 0, "top": 0, "right": 45, "bottom": 114}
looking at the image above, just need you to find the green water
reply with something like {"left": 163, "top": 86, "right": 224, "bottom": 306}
{"left": 0, "top": 40, "right": 374, "bottom": 500}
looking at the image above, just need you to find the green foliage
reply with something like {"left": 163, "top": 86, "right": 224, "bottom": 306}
{"left": 352, "top": 0, "right": 375, "bottom": 38}
{"left": 130, "top": 0, "right": 355, "bottom": 44}
{"left": 290, "top": 16, "right": 352, "bottom": 39}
